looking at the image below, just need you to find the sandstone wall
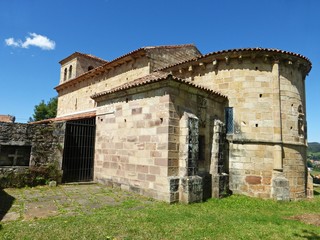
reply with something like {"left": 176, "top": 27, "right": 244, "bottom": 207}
{"left": 59, "top": 55, "right": 106, "bottom": 84}
{"left": 168, "top": 51, "right": 309, "bottom": 199}
{"left": 94, "top": 81, "right": 226, "bottom": 202}
{"left": 57, "top": 58, "right": 150, "bottom": 117}
{"left": 94, "top": 88, "right": 171, "bottom": 201}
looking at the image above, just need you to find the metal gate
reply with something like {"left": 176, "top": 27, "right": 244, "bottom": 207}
{"left": 62, "top": 117, "right": 96, "bottom": 182}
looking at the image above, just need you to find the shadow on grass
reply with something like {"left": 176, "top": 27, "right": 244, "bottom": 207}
{"left": 0, "top": 188, "right": 15, "bottom": 222}
{"left": 295, "top": 230, "right": 320, "bottom": 240}
{"left": 314, "top": 189, "right": 320, "bottom": 196}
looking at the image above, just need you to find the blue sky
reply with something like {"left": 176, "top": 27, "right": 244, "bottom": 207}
{"left": 0, "top": 0, "right": 319, "bottom": 142}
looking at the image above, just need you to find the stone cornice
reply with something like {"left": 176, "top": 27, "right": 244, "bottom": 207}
{"left": 161, "top": 48, "right": 312, "bottom": 76}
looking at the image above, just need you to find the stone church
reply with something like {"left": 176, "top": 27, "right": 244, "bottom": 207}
{"left": 53, "top": 44, "right": 312, "bottom": 203}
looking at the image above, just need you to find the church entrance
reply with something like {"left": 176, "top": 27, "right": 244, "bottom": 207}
{"left": 62, "top": 117, "right": 96, "bottom": 182}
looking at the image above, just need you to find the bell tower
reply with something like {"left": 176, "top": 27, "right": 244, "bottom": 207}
{"left": 58, "top": 52, "right": 107, "bottom": 84}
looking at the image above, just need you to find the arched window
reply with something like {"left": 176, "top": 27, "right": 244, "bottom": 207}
{"left": 69, "top": 65, "right": 73, "bottom": 79}
{"left": 63, "top": 68, "right": 67, "bottom": 81}
{"left": 88, "top": 66, "right": 94, "bottom": 71}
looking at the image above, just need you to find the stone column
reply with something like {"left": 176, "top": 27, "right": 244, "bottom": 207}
{"left": 210, "top": 119, "right": 222, "bottom": 198}
{"left": 179, "top": 112, "right": 203, "bottom": 203}
{"left": 271, "top": 60, "right": 289, "bottom": 200}
{"left": 272, "top": 60, "right": 283, "bottom": 171}
{"left": 210, "top": 119, "right": 229, "bottom": 198}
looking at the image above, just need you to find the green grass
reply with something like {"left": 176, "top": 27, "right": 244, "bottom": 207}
{"left": 1, "top": 191, "right": 320, "bottom": 240}
{"left": 311, "top": 169, "right": 320, "bottom": 176}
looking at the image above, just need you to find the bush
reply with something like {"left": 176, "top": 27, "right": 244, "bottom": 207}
{"left": 0, "top": 162, "right": 62, "bottom": 188}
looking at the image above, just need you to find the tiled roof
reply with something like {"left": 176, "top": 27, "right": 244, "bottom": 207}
{"left": 0, "top": 115, "right": 14, "bottom": 123}
{"left": 158, "top": 47, "right": 312, "bottom": 72}
{"left": 55, "top": 44, "right": 199, "bottom": 91}
{"left": 30, "top": 111, "right": 96, "bottom": 124}
{"left": 91, "top": 71, "right": 227, "bottom": 100}
{"left": 110, "top": 44, "right": 198, "bottom": 63}
{"left": 59, "top": 52, "right": 108, "bottom": 65}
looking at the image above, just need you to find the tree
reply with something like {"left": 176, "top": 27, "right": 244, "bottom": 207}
{"left": 29, "top": 97, "right": 58, "bottom": 122}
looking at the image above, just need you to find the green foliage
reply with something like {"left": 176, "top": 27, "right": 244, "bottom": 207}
{"left": 307, "top": 142, "right": 320, "bottom": 160}
{"left": 30, "top": 97, "right": 57, "bottom": 122}
{"left": 0, "top": 162, "right": 62, "bottom": 188}
{"left": 308, "top": 142, "right": 320, "bottom": 153}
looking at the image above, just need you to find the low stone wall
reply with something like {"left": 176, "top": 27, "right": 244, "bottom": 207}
{"left": 0, "top": 122, "right": 65, "bottom": 187}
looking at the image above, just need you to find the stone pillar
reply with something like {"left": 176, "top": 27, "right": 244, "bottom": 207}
{"left": 179, "top": 113, "right": 203, "bottom": 203}
{"left": 273, "top": 145, "right": 283, "bottom": 171}
{"left": 180, "top": 176, "right": 203, "bottom": 203}
{"left": 272, "top": 61, "right": 283, "bottom": 171}
{"left": 210, "top": 119, "right": 228, "bottom": 198}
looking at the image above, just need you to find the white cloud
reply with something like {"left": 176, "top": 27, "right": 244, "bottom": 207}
{"left": 5, "top": 38, "right": 20, "bottom": 47}
{"left": 5, "top": 33, "right": 56, "bottom": 50}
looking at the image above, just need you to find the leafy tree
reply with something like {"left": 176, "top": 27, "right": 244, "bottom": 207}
{"left": 29, "top": 97, "right": 58, "bottom": 122}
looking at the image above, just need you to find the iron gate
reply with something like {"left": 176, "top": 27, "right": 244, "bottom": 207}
{"left": 62, "top": 117, "right": 96, "bottom": 182}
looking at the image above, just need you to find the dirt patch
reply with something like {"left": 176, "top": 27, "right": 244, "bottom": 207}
{"left": 287, "top": 214, "right": 320, "bottom": 226}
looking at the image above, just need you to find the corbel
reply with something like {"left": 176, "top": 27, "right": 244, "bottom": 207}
{"left": 199, "top": 62, "right": 205, "bottom": 68}
{"left": 225, "top": 56, "right": 230, "bottom": 65}
{"left": 212, "top": 59, "right": 218, "bottom": 69}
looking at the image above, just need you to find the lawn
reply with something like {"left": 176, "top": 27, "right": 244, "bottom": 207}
{"left": 1, "top": 187, "right": 320, "bottom": 240}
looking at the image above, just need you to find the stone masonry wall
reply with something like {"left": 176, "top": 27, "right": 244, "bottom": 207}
{"left": 167, "top": 51, "right": 309, "bottom": 200}
{"left": 59, "top": 55, "right": 105, "bottom": 84}
{"left": 57, "top": 57, "right": 150, "bottom": 117}
{"left": 0, "top": 122, "right": 65, "bottom": 168}
{"left": 94, "top": 80, "right": 227, "bottom": 203}
{"left": 94, "top": 87, "right": 171, "bottom": 202}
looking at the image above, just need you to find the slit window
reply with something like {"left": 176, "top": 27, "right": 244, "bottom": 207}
{"left": 64, "top": 68, "right": 67, "bottom": 81}
{"left": 68, "top": 65, "right": 73, "bottom": 79}
{"left": 225, "top": 107, "right": 234, "bottom": 134}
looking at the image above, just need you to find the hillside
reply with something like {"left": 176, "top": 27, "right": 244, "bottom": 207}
{"left": 309, "top": 142, "right": 320, "bottom": 153}
{"left": 308, "top": 142, "right": 320, "bottom": 161}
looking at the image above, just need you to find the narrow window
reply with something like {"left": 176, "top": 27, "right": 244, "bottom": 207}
{"left": 64, "top": 68, "right": 67, "bottom": 81}
{"left": 225, "top": 107, "right": 234, "bottom": 134}
{"left": 298, "top": 105, "right": 305, "bottom": 136}
{"left": 69, "top": 65, "right": 73, "bottom": 79}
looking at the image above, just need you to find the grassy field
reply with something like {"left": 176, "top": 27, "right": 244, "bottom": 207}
{"left": 1, "top": 187, "right": 320, "bottom": 240}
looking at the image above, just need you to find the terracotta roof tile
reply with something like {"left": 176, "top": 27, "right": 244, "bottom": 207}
{"left": 158, "top": 47, "right": 312, "bottom": 72}
{"left": 55, "top": 44, "right": 199, "bottom": 91}
{"left": 0, "top": 115, "right": 14, "bottom": 123}
{"left": 59, "top": 52, "right": 107, "bottom": 65}
{"left": 30, "top": 111, "right": 96, "bottom": 124}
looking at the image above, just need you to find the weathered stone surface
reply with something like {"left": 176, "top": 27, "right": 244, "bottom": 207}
{"left": 272, "top": 174, "right": 290, "bottom": 201}
{"left": 180, "top": 175, "right": 203, "bottom": 203}
{"left": 245, "top": 176, "right": 262, "bottom": 185}
{"left": 0, "top": 122, "right": 65, "bottom": 187}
